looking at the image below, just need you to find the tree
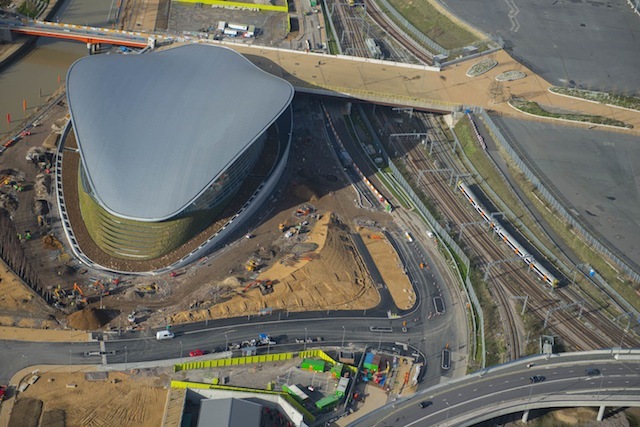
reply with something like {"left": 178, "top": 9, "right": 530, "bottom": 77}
{"left": 488, "top": 81, "right": 504, "bottom": 105}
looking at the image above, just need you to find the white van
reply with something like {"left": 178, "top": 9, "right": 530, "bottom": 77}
{"left": 156, "top": 330, "right": 175, "bottom": 340}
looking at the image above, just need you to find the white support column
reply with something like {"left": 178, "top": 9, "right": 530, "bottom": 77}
{"left": 522, "top": 410, "right": 530, "bottom": 423}
{"left": 597, "top": 405, "right": 606, "bottom": 421}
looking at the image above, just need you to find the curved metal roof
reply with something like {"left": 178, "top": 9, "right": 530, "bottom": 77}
{"left": 67, "top": 44, "right": 294, "bottom": 221}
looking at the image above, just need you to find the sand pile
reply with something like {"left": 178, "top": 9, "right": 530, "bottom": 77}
{"left": 67, "top": 308, "right": 110, "bottom": 330}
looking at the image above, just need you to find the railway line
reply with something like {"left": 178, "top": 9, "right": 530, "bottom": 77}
{"left": 364, "top": 0, "right": 434, "bottom": 65}
{"left": 369, "top": 107, "right": 637, "bottom": 356}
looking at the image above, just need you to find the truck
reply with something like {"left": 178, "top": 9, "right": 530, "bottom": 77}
{"left": 258, "top": 333, "right": 276, "bottom": 345}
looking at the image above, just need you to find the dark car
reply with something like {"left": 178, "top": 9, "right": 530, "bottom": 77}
{"left": 530, "top": 375, "right": 545, "bottom": 383}
{"left": 586, "top": 369, "right": 601, "bottom": 376}
{"left": 419, "top": 400, "right": 433, "bottom": 409}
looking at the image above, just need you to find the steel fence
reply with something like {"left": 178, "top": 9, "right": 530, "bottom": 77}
{"left": 355, "top": 105, "right": 485, "bottom": 368}
{"left": 476, "top": 108, "right": 640, "bottom": 316}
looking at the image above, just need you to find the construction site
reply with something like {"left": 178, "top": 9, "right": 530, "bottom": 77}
{"left": 0, "top": 93, "right": 412, "bottom": 332}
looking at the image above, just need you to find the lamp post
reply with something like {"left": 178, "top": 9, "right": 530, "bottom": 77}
{"left": 21, "top": 354, "right": 27, "bottom": 370}
{"left": 341, "top": 326, "right": 346, "bottom": 348}
{"left": 304, "top": 328, "right": 308, "bottom": 351}
{"left": 69, "top": 349, "right": 72, "bottom": 371}
{"left": 378, "top": 330, "right": 383, "bottom": 351}
{"left": 225, "top": 334, "right": 229, "bottom": 352}
{"left": 124, "top": 346, "right": 128, "bottom": 370}
{"left": 444, "top": 400, "right": 450, "bottom": 426}
{"left": 180, "top": 341, "right": 183, "bottom": 364}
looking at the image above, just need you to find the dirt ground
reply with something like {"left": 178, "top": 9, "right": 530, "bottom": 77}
{"left": 0, "top": 260, "right": 58, "bottom": 331}
{"left": 357, "top": 228, "right": 414, "bottom": 310}
{"left": 7, "top": 369, "right": 167, "bottom": 427}
{"left": 0, "top": 94, "right": 399, "bottom": 337}
{"left": 162, "top": 212, "right": 381, "bottom": 325}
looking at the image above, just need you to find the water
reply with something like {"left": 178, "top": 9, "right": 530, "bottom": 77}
{"left": 0, "top": 0, "right": 115, "bottom": 138}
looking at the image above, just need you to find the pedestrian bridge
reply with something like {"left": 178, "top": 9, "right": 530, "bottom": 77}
{"left": 4, "top": 18, "right": 639, "bottom": 130}
{"left": 2, "top": 19, "right": 154, "bottom": 48}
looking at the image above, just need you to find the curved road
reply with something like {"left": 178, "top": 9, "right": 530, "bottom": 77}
{"left": 348, "top": 350, "right": 640, "bottom": 427}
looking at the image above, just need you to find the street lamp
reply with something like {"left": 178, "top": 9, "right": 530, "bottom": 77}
{"left": 444, "top": 400, "right": 450, "bottom": 426}
{"left": 378, "top": 330, "right": 383, "bottom": 351}
{"left": 180, "top": 341, "right": 183, "bottom": 364}
{"left": 124, "top": 346, "right": 128, "bottom": 370}
{"left": 225, "top": 334, "right": 229, "bottom": 352}
{"left": 304, "top": 328, "right": 308, "bottom": 351}
{"left": 341, "top": 326, "right": 346, "bottom": 348}
{"left": 21, "top": 354, "right": 27, "bottom": 370}
{"left": 69, "top": 349, "right": 72, "bottom": 371}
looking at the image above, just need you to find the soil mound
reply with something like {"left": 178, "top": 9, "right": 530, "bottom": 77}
{"left": 291, "top": 184, "right": 318, "bottom": 202}
{"left": 66, "top": 307, "right": 110, "bottom": 330}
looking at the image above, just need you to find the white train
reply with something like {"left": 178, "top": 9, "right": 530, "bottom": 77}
{"left": 457, "top": 181, "right": 559, "bottom": 288}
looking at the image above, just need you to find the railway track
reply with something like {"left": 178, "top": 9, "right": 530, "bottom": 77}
{"left": 372, "top": 107, "right": 637, "bottom": 355}
{"left": 364, "top": 0, "right": 434, "bottom": 65}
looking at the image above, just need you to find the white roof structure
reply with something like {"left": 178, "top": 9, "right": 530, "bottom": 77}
{"left": 67, "top": 44, "right": 294, "bottom": 221}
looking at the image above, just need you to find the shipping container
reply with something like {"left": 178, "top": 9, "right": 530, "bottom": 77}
{"left": 301, "top": 358, "right": 326, "bottom": 372}
{"left": 335, "top": 377, "right": 350, "bottom": 397}
{"left": 283, "top": 384, "right": 309, "bottom": 402}
{"left": 315, "top": 394, "right": 341, "bottom": 410}
{"left": 228, "top": 22, "right": 248, "bottom": 31}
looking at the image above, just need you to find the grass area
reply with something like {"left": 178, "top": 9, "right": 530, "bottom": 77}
{"left": 382, "top": 0, "right": 478, "bottom": 50}
{"left": 454, "top": 116, "right": 640, "bottom": 315}
{"left": 18, "top": 0, "right": 44, "bottom": 18}
{"left": 321, "top": 2, "right": 339, "bottom": 55}
{"left": 469, "top": 269, "right": 505, "bottom": 367}
{"left": 550, "top": 86, "right": 640, "bottom": 111}
{"left": 510, "top": 99, "right": 633, "bottom": 129}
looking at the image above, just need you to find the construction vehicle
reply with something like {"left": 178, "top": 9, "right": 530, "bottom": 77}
{"left": 258, "top": 280, "right": 274, "bottom": 295}
{"left": 96, "top": 281, "right": 109, "bottom": 296}
{"left": 278, "top": 221, "right": 288, "bottom": 232}
{"left": 137, "top": 283, "right": 158, "bottom": 293}
{"left": 295, "top": 205, "right": 313, "bottom": 217}
{"left": 72, "top": 283, "right": 87, "bottom": 303}
{"left": 242, "top": 279, "right": 274, "bottom": 295}
{"left": 246, "top": 259, "right": 260, "bottom": 272}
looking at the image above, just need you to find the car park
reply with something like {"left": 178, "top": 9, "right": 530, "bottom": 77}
{"left": 189, "top": 349, "right": 205, "bottom": 357}
{"left": 530, "top": 375, "right": 545, "bottom": 383}
{"left": 419, "top": 400, "right": 433, "bottom": 408}
{"left": 586, "top": 369, "right": 601, "bottom": 376}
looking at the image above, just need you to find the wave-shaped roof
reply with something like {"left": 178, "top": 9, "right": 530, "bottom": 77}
{"left": 67, "top": 44, "right": 294, "bottom": 221}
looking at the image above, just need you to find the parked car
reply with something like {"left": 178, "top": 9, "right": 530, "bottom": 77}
{"left": 419, "top": 400, "right": 432, "bottom": 409}
{"left": 530, "top": 375, "right": 545, "bottom": 383}
{"left": 585, "top": 369, "right": 601, "bottom": 376}
{"left": 189, "top": 349, "right": 205, "bottom": 357}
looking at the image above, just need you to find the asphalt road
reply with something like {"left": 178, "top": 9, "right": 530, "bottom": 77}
{"left": 440, "top": 0, "right": 640, "bottom": 95}
{"left": 348, "top": 352, "right": 640, "bottom": 426}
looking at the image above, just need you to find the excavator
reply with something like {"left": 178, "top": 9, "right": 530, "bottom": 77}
{"left": 72, "top": 283, "right": 87, "bottom": 303}
{"left": 242, "top": 280, "right": 274, "bottom": 295}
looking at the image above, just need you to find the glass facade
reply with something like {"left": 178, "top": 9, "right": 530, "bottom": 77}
{"left": 78, "top": 132, "right": 267, "bottom": 260}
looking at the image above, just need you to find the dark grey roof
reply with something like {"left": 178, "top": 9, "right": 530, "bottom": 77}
{"left": 197, "top": 398, "right": 262, "bottom": 427}
{"left": 67, "top": 44, "right": 294, "bottom": 221}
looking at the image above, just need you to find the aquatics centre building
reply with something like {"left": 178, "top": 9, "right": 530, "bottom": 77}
{"left": 56, "top": 44, "right": 294, "bottom": 274}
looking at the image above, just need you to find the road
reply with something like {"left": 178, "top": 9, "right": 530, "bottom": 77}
{"left": 348, "top": 351, "right": 640, "bottom": 426}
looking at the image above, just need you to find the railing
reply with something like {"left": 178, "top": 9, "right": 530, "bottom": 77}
{"left": 476, "top": 108, "right": 640, "bottom": 316}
